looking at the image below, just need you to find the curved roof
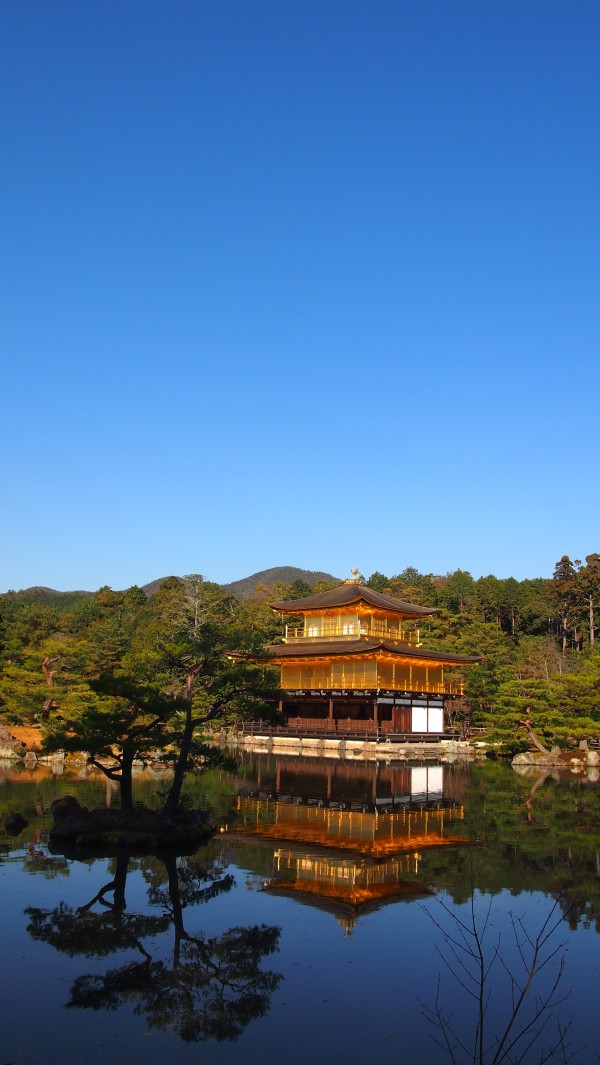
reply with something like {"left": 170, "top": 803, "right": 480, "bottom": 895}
{"left": 266, "top": 638, "right": 479, "bottom": 666}
{"left": 270, "top": 582, "right": 436, "bottom": 618}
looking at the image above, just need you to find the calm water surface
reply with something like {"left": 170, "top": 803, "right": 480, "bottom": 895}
{"left": 1, "top": 754, "right": 600, "bottom": 1065}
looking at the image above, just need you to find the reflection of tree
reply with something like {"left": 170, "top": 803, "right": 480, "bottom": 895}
{"left": 27, "top": 854, "right": 167, "bottom": 958}
{"left": 26, "top": 850, "right": 282, "bottom": 1041}
{"left": 69, "top": 920, "right": 282, "bottom": 1041}
{"left": 421, "top": 889, "right": 576, "bottom": 1064}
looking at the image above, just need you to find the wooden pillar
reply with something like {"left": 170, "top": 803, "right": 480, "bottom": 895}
{"left": 328, "top": 697, "right": 334, "bottom": 724}
{"left": 373, "top": 697, "right": 378, "bottom": 727}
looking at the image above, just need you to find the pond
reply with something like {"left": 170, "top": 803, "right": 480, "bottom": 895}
{"left": 1, "top": 753, "right": 600, "bottom": 1065}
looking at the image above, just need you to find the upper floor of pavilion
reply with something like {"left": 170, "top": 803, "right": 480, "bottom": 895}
{"left": 270, "top": 577, "right": 436, "bottom": 648}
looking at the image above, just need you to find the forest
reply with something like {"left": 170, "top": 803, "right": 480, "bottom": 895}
{"left": 0, "top": 554, "right": 599, "bottom": 772}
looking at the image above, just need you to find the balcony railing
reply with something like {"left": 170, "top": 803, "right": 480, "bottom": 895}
{"left": 280, "top": 679, "right": 464, "bottom": 696}
{"left": 284, "top": 624, "right": 420, "bottom": 646}
{"left": 238, "top": 719, "right": 447, "bottom": 742}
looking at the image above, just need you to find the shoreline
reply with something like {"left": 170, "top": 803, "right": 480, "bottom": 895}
{"left": 230, "top": 733, "right": 482, "bottom": 763}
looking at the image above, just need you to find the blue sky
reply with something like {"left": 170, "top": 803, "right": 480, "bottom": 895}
{"left": 2, "top": 1, "right": 599, "bottom": 591}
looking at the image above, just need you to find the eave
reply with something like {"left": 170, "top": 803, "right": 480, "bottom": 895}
{"left": 265, "top": 638, "right": 479, "bottom": 666}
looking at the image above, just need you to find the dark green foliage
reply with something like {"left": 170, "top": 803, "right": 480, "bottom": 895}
{"left": 286, "top": 578, "right": 313, "bottom": 599}
{"left": 7, "top": 576, "right": 281, "bottom": 812}
{"left": 3, "top": 552, "right": 600, "bottom": 766}
{"left": 366, "top": 571, "right": 391, "bottom": 591}
{"left": 0, "top": 587, "right": 92, "bottom": 612}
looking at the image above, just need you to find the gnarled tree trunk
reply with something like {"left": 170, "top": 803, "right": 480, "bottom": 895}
{"left": 519, "top": 718, "right": 553, "bottom": 755}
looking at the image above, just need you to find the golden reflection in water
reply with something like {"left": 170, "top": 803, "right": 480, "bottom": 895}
{"left": 268, "top": 847, "right": 426, "bottom": 903}
{"left": 227, "top": 796, "right": 469, "bottom": 932}
{"left": 231, "top": 796, "right": 466, "bottom": 858}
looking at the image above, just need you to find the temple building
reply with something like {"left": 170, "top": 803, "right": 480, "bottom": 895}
{"left": 260, "top": 576, "right": 478, "bottom": 738}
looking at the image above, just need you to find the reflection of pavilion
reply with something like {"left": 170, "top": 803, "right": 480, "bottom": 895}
{"left": 266, "top": 846, "right": 432, "bottom": 935}
{"left": 229, "top": 760, "right": 469, "bottom": 933}
{"left": 242, "top": 752, "right": 464, "bottom": 811}
{"left": 271, "top": 846, "right": 423, "bottom": 901}
{"left": 233, "top": 796, "right": 464, "bottom": 859}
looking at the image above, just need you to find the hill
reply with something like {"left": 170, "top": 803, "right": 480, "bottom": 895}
{"left": 0, "top": 586, "right": 92, "bottom": 611}
{"left": 221, "top": 566, "right": 339, "bottom": 599}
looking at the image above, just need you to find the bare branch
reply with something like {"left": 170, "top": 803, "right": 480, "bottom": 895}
{"left": 422, "top": 885, "right": 577, "bottom": 1065}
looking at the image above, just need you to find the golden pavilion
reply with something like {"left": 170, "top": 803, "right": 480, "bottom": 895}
{"left": 261, "top": 575, "right": 478, "bottom": 738}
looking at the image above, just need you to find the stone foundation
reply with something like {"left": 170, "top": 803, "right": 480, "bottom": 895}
{"left": 234, "top": 733, "right": 479, "bottom": 762}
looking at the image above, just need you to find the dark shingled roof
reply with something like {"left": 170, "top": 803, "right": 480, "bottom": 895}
{"left": 270, "top": 582, "right": 436, "bottom": 618}
{"left": 266, "top": 638, "right": 479, "bottom": 666}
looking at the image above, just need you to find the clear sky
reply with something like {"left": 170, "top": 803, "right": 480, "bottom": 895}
{"left": 2, "top": 1, "right": 599, "bottom": 592}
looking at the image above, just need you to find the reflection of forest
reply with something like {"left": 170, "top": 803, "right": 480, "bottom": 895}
{"left": 25, "top": 846, "right": 282, "bottom": 1041}
{"left": 417, "top": 763, "right": 600, "bottom": 929}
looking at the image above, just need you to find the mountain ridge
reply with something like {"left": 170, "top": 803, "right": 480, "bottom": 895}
{"left": 0, "top": 566, "right": 340, "bottom": 605}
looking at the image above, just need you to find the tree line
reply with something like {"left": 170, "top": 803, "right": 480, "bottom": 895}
{"left": 0, "top": 576, "right": 282, "bottom": 812}
{"left": 1, "top": 555, "right": 599, "bottom": 777}
{"left": 363, "top": 556, "right": 600, "bottom": 750}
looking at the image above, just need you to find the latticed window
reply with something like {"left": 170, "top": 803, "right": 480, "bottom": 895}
{"left": 330, "top": 659, "right": 377, "bottom": 687}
